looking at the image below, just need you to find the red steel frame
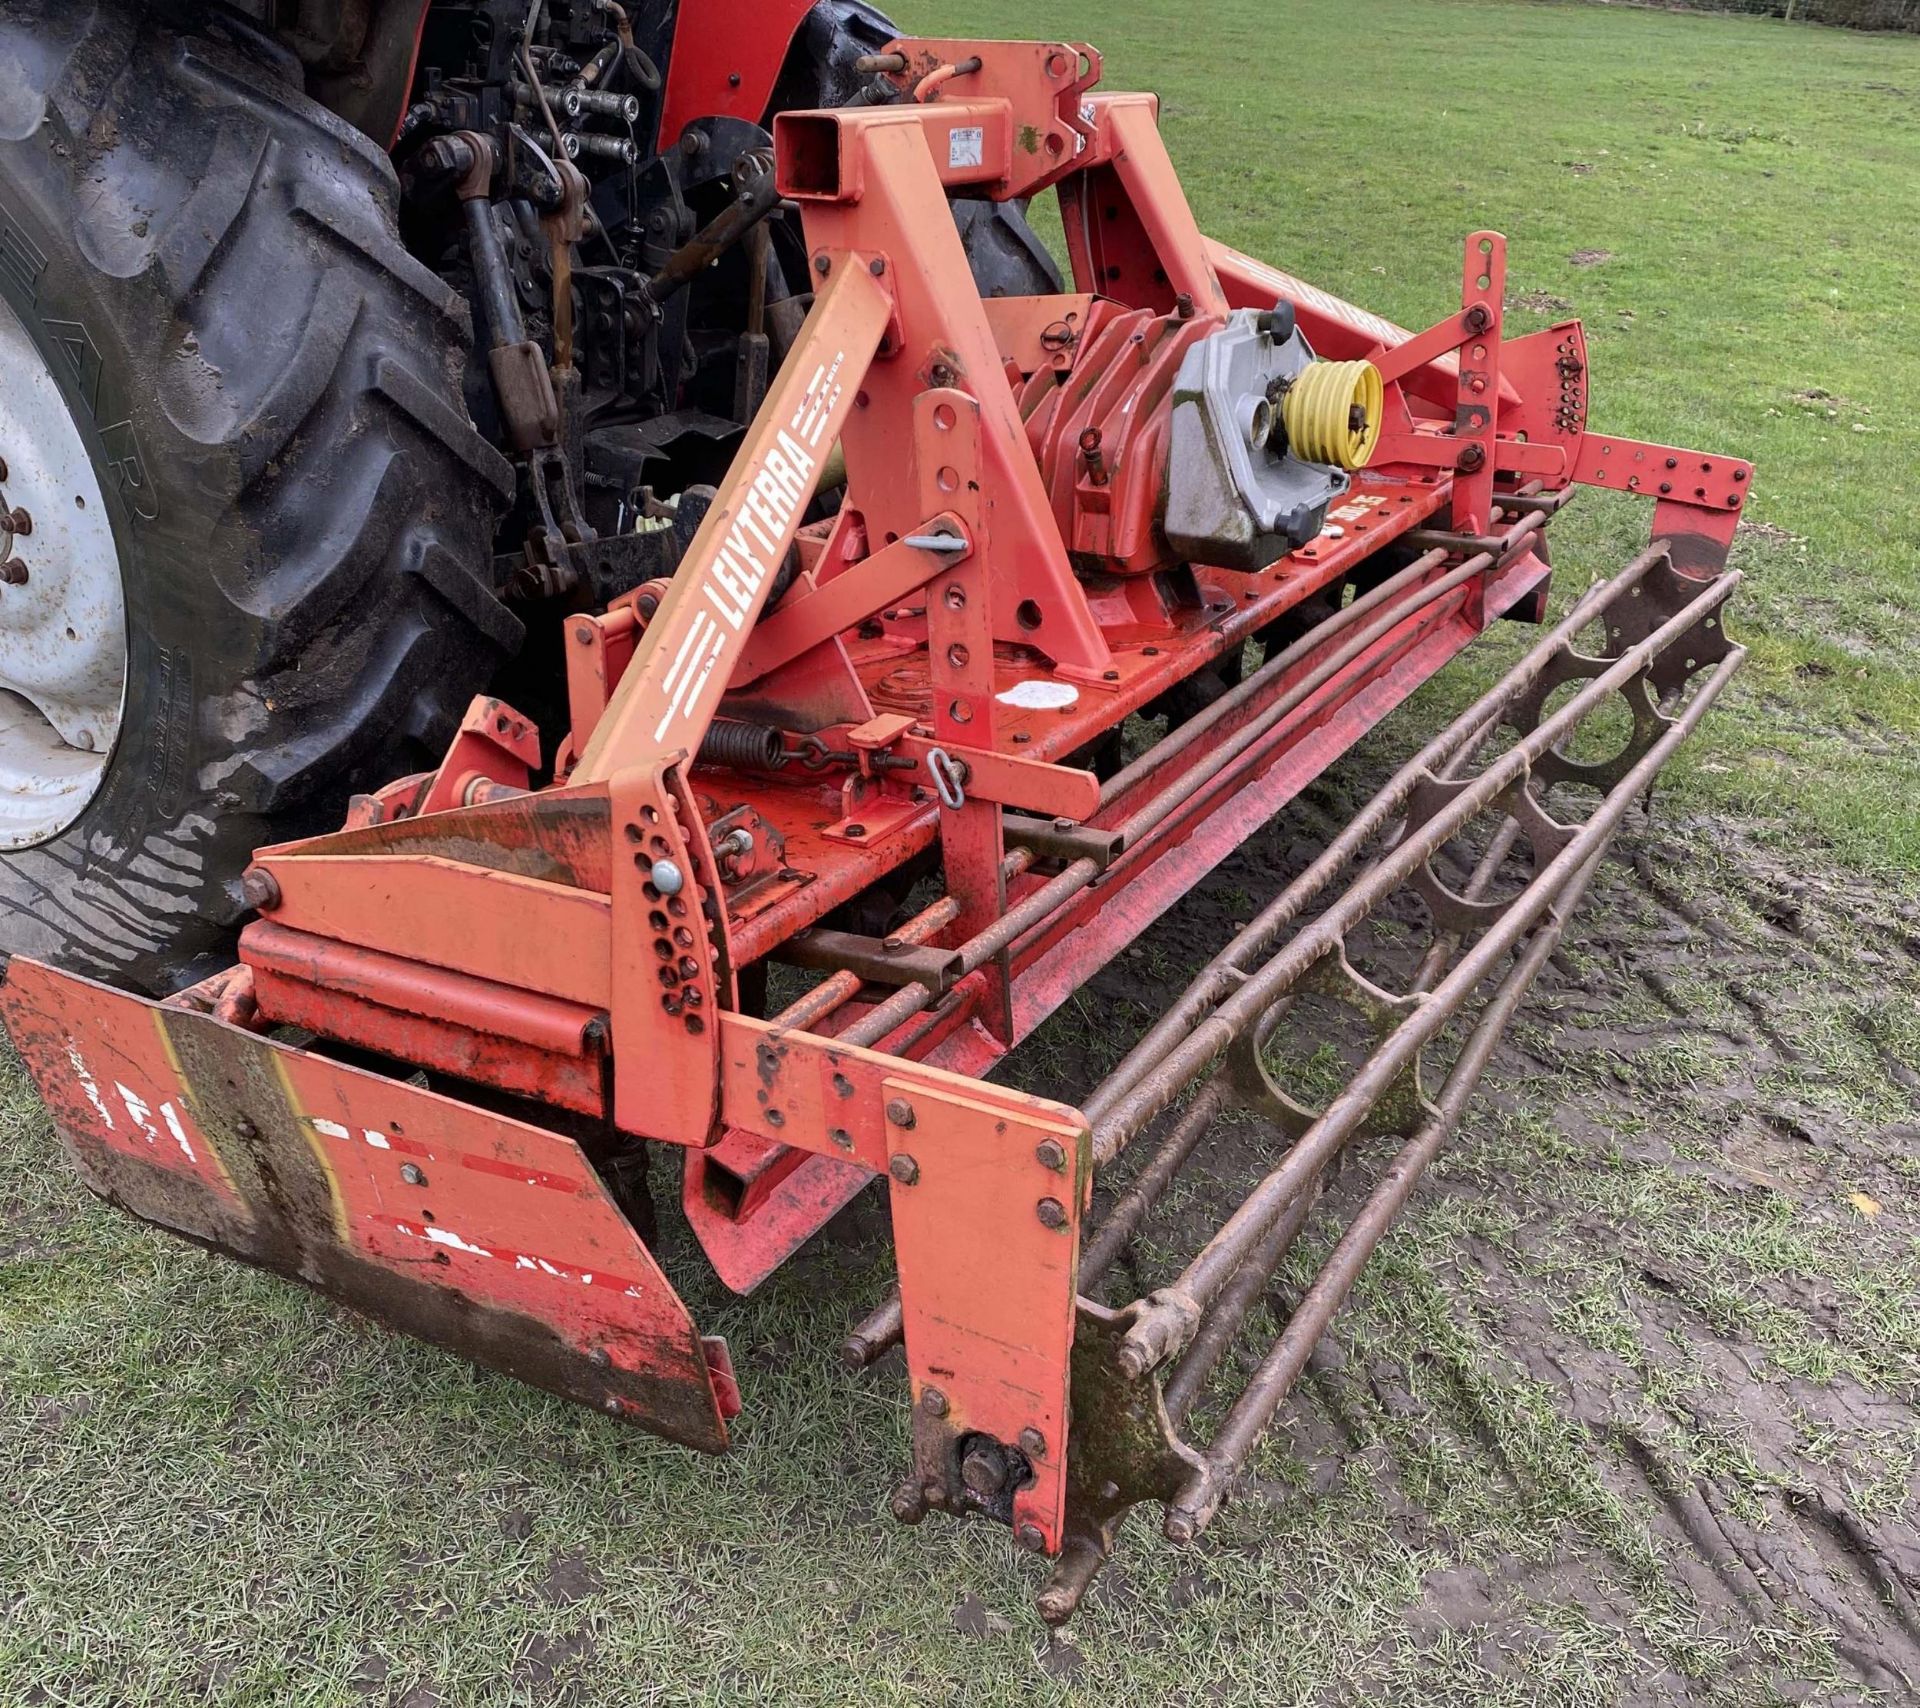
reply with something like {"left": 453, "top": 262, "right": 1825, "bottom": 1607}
{"left": 0, "top": 41, "right": 1753, "bottom": 1561}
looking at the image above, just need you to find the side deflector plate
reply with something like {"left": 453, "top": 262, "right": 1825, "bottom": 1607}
{"left": 1, "top": 957, "right": 734, "bottom": 1451}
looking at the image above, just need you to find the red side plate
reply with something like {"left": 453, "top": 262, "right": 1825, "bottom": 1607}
{"left": 1, "top": 957, "right": 731, "bottom": 1451}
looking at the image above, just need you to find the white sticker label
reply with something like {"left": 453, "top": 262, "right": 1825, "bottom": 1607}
{"left": 948, "top": 126, "right": 985, "bottom": 169}
{"left": 996, "top": 680, "right": 1080, "bottom": 711}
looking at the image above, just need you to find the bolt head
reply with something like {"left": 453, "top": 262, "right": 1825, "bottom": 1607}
{"left": 885, "top": 1097, "right": 916, "bottom": 1129}
{"left": 961, "top": 1444, "right": 1008, "bottom": 1497}
{"left": 239, "top": 867, "right": 281, "bottom": 911}
{"left": 1456, "top": 443, "right": 1488, "bottom": 473}
{"left": 1018, "top": 1426, "right": 1047, "bottom": 1458}
{"left": 1016, "top": 1523, "right": 1048, "bottom": 1552}
{"left": 1036, "top": 1197, "right": 1068, "bottom": 1230}
{"left": 7, "top": 507, "right": 30, "bottom": 538}
{"left": 888, "top": 1152, "right": 919, "bottom": 1186}
{"left": 890, "top": 1481, "right": 929, "bottom": 1524}
{"left": 1034, "top": 1138, "right": 1067, "bottom": 1173}
{"left": 0, "top": 558, "right": 27, "bottom": 587}
{"left": 920, "top": 1385, "right": 948, "bottom": 1417}
{"left": 400, "top": 1163, "right": 426, "bottom": 1186}
{"left": 650, "top": 858, "right": 685, "bottom": 895}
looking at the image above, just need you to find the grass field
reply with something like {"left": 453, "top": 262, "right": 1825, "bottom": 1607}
{"left": 4, "top": 2, "right": 1919, "bottom": 1704}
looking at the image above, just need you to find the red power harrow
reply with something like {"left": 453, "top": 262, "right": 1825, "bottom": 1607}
{"left": 1, "top": 40, "right": 1749, "bottom": 1617}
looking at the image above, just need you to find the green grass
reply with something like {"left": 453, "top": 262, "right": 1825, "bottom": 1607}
{"left": 993, "top": 0, "right": 1920, "bottom": 871}
{"left": 4, "top": 3, "right": 1919, "bottom": 1704}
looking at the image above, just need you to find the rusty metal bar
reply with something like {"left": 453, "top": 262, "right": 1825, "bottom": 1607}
{"left": 1079, "top": 1084, "right": 1229, "bottom": 1286}
{"left": 1115, "top": 640, "right": 1744, "bottom": 1383}
{"left": 1160, "top": 1186, "right": 1315, "bottom": 1427}
{"left": 1156, "top": 789, "right": 1523, "bottom": 1427}
{"left": 1164, "top": 836, "right": 1613, "bottom": 1540}
{"left": 769, "top": 895, "right": 961, "bottom": 1032}
{"left": 776, "top": 927, "right": 962, "bottom": 992}
{"left": 1093, "top": 563, "right": 1739, "bottom": 1169}
{"left": 1076, "top": 545, "right": 1659, "bottom": 1138}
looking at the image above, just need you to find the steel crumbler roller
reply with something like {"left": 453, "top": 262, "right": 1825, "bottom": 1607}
{"left": 1, "top": 30, "right": 1751, "bottom": 1619}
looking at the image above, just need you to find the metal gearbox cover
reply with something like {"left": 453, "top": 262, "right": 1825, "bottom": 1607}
{"left": 1163, "top": 309, "right": 1351, "bottom": 570}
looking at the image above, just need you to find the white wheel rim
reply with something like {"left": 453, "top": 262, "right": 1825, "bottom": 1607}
{"left": 0, "top": 292, "right": 128, "bottom": 849}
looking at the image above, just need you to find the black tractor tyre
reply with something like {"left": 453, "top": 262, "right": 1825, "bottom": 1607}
{"left": 771, "top": 0, "right": 1066, "bottom": 298}
{"left": 0, "top": 1, "right": 520, "bottom": 993}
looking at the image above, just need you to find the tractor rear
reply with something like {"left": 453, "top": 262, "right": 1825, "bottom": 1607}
{"left": 0, "top": 18, "right": 1748, "bottom": 1618}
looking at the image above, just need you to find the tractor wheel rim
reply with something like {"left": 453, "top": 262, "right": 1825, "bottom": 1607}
{"left": 0, "top": 292, "right": 128, "bottom": 849}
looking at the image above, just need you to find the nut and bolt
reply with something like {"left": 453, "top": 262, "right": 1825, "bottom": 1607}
{"left": 888, "top": 1153, "right": 920, "bottom": 1186}
{"left": 1463, "top": 303, "right": 1494, "bottom": 334}
{"left": 885, "top": 1097, "right": 917, "bottom": 1129}
{"left": 1456, "top": 442, "right": 1488, "bottom": 473}
{"left": 1018, "top": 1426, "right": 1047, "bottom": 1459}
{"left": 1016, "top": 1523, "right": 1047, "bottom": 1552}
{"left": 890, "top": 1481, "right": 929, "bottom": 1524}
{"left": 0, "top": 559, "right": 26, "bottom": 587}
{"left": 239, "top": 867, "right": 281, "bottom": 911}
{"left": 1036, "top": 1197, "right": 1068, "bottom": 1230}
{"left": 920, "top": 1386, "right": 949, "bottom": 1417}
{"left": 1034, "top": 1138, "right": 1067, "bottom": 1173}
{"left": 961, "top": 1443, "right": 1009, "bottom": 1497}
{"left": 400, "top": 1163, "right": 427, "bottom": 1187}
{"left": 6, "top": 507, "right": 30, "bottom": 537}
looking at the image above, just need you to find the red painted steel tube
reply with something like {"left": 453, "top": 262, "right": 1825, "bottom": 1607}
{"left": 840, "top": 542, "right": 1516, "bottom": 1056}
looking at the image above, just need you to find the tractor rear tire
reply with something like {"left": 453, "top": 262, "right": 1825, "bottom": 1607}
{"left": 0, "top": 1, "right": 519, "bottom": 993}
{"left": 773, "top": 0, "right": 1066, "bottom": 297}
